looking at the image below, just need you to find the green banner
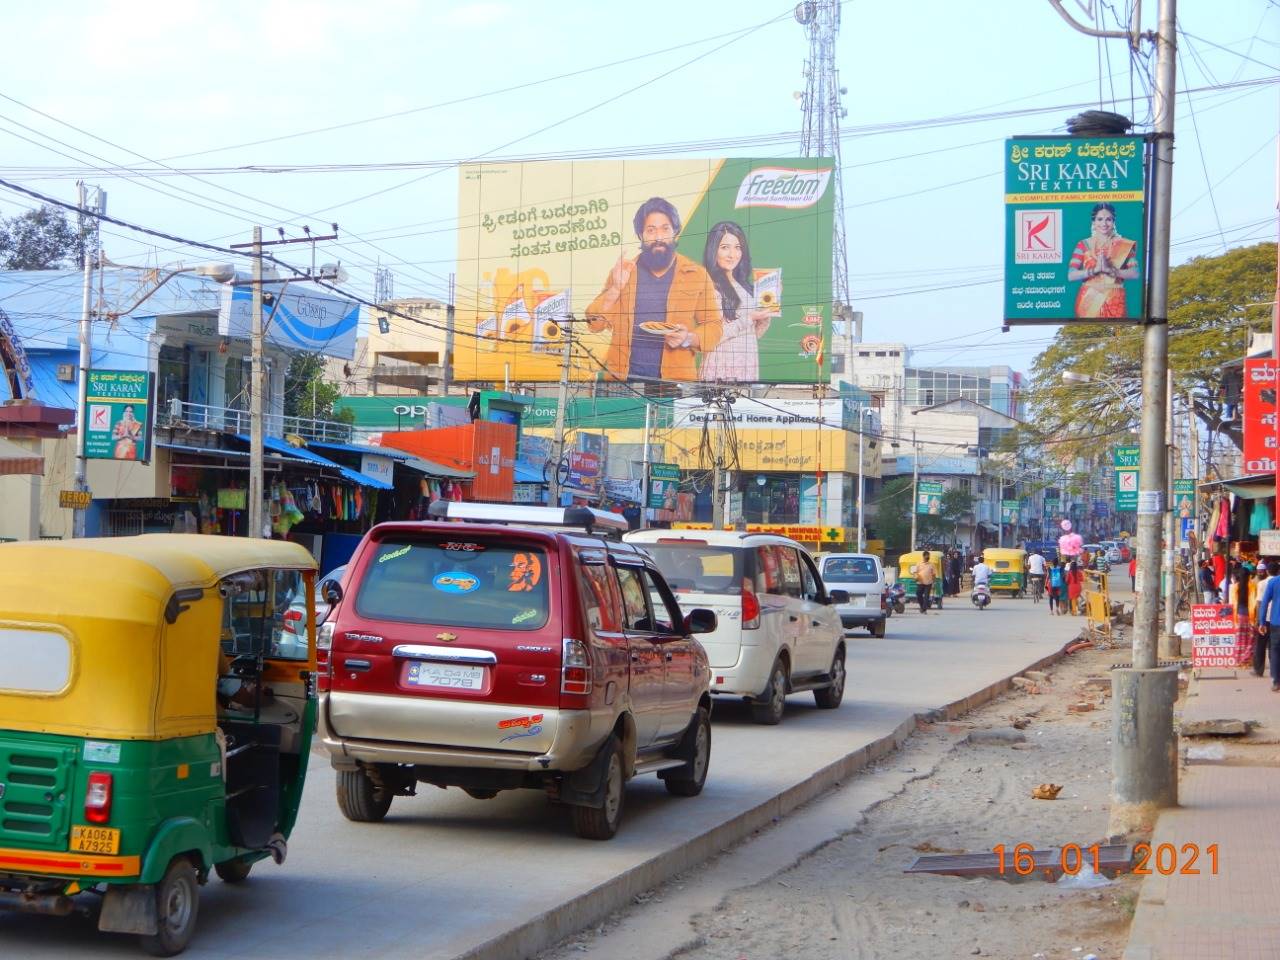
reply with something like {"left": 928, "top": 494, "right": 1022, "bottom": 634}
{"left": 1001, "top": 499, "right": 1020, "bottom": 524}
{"left": 916, "top": 480, "right": 944, "bottom": 515}
{"left": 84, "top": 370, "right": 152, "bottom": 463}
{"left": 648, "top": 462, "right": 681, "bottom": 510}
{"left": 1173, "top": 478, "right": 1195, "bottom": 518}
{"left": 1114, "top": 445, "right": 1140, "bottom": 511}
{"left": 1004, "top": 136, "right": 1145, "bottom": 324}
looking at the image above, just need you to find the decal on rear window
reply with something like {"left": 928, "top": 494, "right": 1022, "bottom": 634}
{"left": 379, "top": 545, "right": 412, "bottom": 564}
{"left": 511, "top": 608, "right": 539, "bottom": 625}
{"left": 433, "top": 571, "right": 480, "bottom": 594}
{"left": 508, "top": 552, "right": 543, "bottom": 592}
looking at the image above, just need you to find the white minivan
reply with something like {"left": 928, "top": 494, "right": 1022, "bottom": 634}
{"left": 815, "top": 553, "right": 887, "bottom": 637}
{"left": 625, "top": 530, "right": 848, "bottom": 725}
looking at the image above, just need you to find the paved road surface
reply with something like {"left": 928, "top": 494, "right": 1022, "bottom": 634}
{"left": 0, "top": 593, "right": 1086, "bottom": 959}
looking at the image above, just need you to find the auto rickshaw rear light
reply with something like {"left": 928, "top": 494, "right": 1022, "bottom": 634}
{"left": 741, "top": 578, "right": 761, "bottom": 629}
{"left": 85, "top": 772, "right": 112, "bottom": 824}
{"left": 560, "top": 638, "right": 592, "bottom": 697}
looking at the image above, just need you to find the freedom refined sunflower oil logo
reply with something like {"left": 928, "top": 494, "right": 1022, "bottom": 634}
{"left": 734, "top": 167, "right": 833, "bottom": 209}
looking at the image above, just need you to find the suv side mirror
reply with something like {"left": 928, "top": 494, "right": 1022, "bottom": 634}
{"left": 828, "top": 589, "right": 851, "bottom": 605}
{"left": 683, "top": 608, "right": 718, "bottom": 635}
{"left": 320, "top": 579, "right": 344, "bottom": 606}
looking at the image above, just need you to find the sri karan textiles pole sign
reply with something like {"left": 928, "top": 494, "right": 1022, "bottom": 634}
{"left": 1003, "top": 136, "right": 1146, "bottom": 325}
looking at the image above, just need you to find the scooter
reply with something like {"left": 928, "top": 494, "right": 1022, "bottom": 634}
{"left": 887, "top": 582, "right": 907, "bottom": 615}
{"left": 971, "top": 581, "right": 992, "bottom": 610}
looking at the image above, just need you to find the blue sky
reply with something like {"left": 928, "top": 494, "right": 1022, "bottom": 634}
{"left": 0, "top": 0, "right": 1275, "bottom": 375}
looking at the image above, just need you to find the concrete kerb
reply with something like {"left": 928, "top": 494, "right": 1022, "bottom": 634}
{"left": 457, "top": 640, "right": 1076, "bottom": 960}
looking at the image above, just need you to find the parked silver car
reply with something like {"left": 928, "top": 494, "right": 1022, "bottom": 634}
{"left": 816, "top": 553, "right": 887, "bottom": 638}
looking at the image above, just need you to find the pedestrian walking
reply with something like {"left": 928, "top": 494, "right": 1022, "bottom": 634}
{"left": 1128, "top": 553, "right": 1137, "bottom": 590}
{"left": 1048, "top": 559, "right": 1065, "bottom": 615}
{"left": 947, "top": 550, "right": 963, "bottom": 598}
{"left": 1199, "top": 559, "right": 1218, "bottom": 604}
{"left": 914, "top": 550, "right": 937, "bottom": 614}
{"left": 1254, "top": 561, "right": 1280, "bottom": 690}
{"left": 1066, "top": 561, "right": 1084, "bottom": 615}
{"left": 1229, "top": 565, "right": 1257, "bottom": 669}
{"left": 1254, "top": 564, "right": 1272, "bottom": 678}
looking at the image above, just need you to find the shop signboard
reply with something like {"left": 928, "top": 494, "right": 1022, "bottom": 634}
{"left": 1259, "top": 529, "right": 1280, "bottom": 556}
{"left": 1004, "top": 136, "right": 1146, "bottom": 325}
{"left": 1191, "top": 603, "right": 1238, "bottom": 669}
{"left": 1001, "top": 499, "right": 1020, "bottom": 524}
{"left": 673, "top": 521, "right": 847, "bottom": 543}
{"left": 454, "top": 158, "right": 834, "bottom": 384}
{"left": 1243, "top": 357, "right": 1278, "bottom": 474}
{"left": 1113, "top": 445, "right": 1139, "bottom": 511}
{"left": 1172, "top": 479, "right": 1195, "bottom": 518}
{"left": 84, "top": 370, "right": 153, "bottom": 463}
{"left": 648, "top": 462, "right": 681, "bottom": 510}
{"left": 916, "top": 481, "right": 944, "bottom": 516}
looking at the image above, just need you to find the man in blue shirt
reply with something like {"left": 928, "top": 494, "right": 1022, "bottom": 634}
{"left": 1254, "top": 561, "right": 1280, "bottom": 690}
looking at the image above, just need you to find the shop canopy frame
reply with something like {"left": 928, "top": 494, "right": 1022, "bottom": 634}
{"left": 306, "top": 439, "right": 473, "bottom": 481}
{"left": 230, "top": 434, "right": 393, "bottom": 490}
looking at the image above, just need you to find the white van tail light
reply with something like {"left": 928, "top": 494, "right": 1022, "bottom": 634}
{"left": 741, "top": 577, "right": 761, "bottom": 629}
{"left": 561, "top": 638, "right": 592, "bottom": 695}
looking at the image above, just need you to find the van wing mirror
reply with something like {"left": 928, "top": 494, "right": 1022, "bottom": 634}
{"left": 828, "top": 589, "right": 851, "bottom": 605}
{"left": 683, "top": 608, "right": 718, "bottom": 635}
{"left": 320, "top": 579, "right": 344, "bottom": 606}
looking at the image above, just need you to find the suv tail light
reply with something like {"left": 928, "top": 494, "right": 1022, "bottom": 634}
{"left": 741, "top": 578, "right": 761, "bottom": 629}
{"left": 561, "top": 638, "right": 592, "bottom": 696}
{"left": 85, "top": 771, "right": 113, "bottom": 824}
{"left": 316, "top": 621, "right": 335, "bottom": 693}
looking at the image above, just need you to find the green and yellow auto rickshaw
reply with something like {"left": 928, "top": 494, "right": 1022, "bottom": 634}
{"left": 897, "top": 551, "right": 944, "bottom": 609}
{"left": 983, "top": 548, "right": 1027, "bottom": 597}
{"left": 0, "top": 535, "right": 318, "bottom": 955}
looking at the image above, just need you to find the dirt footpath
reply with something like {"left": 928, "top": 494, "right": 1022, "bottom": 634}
{"left": 542, "top": 643, "right": 1143, "bottom": 960}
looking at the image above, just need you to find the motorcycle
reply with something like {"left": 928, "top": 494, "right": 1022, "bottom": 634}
{"left": 971, "top": 581, "right": 992, "bottom": 610}
{"left": 887, "top": 582, "right": 907, "bottom": 615}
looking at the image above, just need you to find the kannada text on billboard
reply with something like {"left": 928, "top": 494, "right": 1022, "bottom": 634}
{"left": 454, "top": 158, "right": 835, "bottom": 385}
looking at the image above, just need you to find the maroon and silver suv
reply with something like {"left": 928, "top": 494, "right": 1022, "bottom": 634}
{"left": 317, "top": 503, "right": 716, "bottom": 839}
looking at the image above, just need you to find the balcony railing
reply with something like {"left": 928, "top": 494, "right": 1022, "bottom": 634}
{"left": 157, "top": 400, "right": 353, "bottom": 443}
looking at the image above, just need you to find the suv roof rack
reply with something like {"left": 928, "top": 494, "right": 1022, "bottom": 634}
{"left": 426, "top": 500, "right": 630, "bottom": 537}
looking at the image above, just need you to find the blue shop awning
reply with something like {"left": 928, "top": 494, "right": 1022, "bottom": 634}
{"left": 514, "top": 462, "right": 545, "bottom": 484}
{"left": 232, "top": 435, "right": 393, "bottom": 490}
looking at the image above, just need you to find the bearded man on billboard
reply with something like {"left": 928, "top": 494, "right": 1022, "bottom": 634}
{"left": 585, "top": 197, "right": 722, "bottom": 382}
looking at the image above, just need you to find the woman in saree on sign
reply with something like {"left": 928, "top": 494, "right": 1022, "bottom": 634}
{"left": 1067, "top": 202, "right": 1139, "bottom": 318}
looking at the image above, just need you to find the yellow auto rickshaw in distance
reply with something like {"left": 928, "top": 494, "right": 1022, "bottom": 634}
{"left": 0, "top": 535, "right": 318, "bottom": 955}
{"left": 897, "top": 550, "right": 944, "bottom": 609}
{"left": 983, "top": 547, "right": 1027, "bottom": 597}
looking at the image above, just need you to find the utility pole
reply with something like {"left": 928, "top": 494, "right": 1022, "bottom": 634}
{"left": 548, "top": 320, "right": 571, "bottom": 506}
{"left": 856, "top": 408, "right": 867, "bottom": 552}
{"left": 1052, "top": 0, "right": 1181, "bottom": 828}
{"left": 228, "top": 224, "right": 341, "bottom": 539}
{"left": 640, "top": 401, "right": 653, "bottom": 529}
{"left": 910, "top": 430, "right": 919, "bottom": 551}
{"left": 997, "top": 466, "right": 1005, "bottom": 549}
{"left": 712, "top": 401, "right": 726, "bottom": 529}
{"left": 73, "top": 182, "right": 104, "bottom": 539}
{"left": 1163, "top": 377, "right": 1179, "bottom": 657}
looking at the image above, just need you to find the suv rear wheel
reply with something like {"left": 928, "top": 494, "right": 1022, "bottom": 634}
{"left": 336, "top": 766, "right": 393, "bottom": 823}
{"left": 813, "top": 648, "right": 846, "bottom": 709}
{"left": 662, "top": 707, "right": 711, "bottom": 797}
{"left": 750, "top": 658, "right": 788, "bottom": 725}
{"left": 571, "top": 736, "right": 625, "bottom": 840}
{"left": 870, "top": 618, "right": 886, "bottom": 638}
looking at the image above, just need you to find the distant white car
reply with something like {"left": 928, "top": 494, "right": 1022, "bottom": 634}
{"left": 815, "top": 553, "right": 887, "bottom": 638}
{"left": 627, "top": 530, "right": 848, "bottom": 725}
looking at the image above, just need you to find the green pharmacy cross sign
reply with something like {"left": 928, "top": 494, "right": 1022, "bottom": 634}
{"left": 84, "top": 370, "right": 153, "bottom": 464}
{"left": 1004, "top": 136, "right": 1146, "bottom": 326}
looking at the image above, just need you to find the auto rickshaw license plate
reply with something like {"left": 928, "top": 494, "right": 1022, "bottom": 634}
{"left": 70, "top": 825, "right": 120, "bottom": 855}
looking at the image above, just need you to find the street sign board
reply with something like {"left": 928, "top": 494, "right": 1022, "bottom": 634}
{"left": 916, "top": 481, "right": 944, "bottom": 515}
{"left": 84, "top": 370, "right": 153, "bottom": 463}
{"left": 1004, "top": 136, "right": 1146, "bottom": 325}
{"left": 1243, "top": 357, "right": 1278, "bottom": 475}
{"left": 648, "top": 463, "right": 681, "bottom": 510}
{"left": 1001, "top": 499, "right": 1020, "bottom": 523}
{"left": 1191, "top": 603, "right": 1238, "bottom": 669}
{"left": 58, "top": 489, "right": 91, "bottom": 510}
{"left": 1113, "top": 445, "right": 1139, "bottom": 511}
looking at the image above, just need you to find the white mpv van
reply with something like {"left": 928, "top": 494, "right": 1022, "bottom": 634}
{"left": 625, "top": 530, "right": 848, "bottom": 724}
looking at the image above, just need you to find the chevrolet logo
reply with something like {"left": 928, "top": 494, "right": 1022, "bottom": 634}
{"left": 436, "top": 632, "right": 458, "bottom": 643}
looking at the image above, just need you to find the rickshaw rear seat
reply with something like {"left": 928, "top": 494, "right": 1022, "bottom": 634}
{"left": 219, "top": 720, "right": 282, "bottom": 849}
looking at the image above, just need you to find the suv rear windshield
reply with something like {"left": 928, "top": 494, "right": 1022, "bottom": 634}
{"left": 821, "top": 557, "right": 878, "bottom": 583}
{"left": 354, "top": 538, "right": 550, "bottom": 630}
{"left": 642, "top": 543, "right": 745, "bottom": 595}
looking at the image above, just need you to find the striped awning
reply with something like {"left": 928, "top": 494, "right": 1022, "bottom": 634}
{"left": 0, "top": 438, "right": 43, "bottom": 476}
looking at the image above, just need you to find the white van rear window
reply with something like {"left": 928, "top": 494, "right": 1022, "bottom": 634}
{"left": 822, "top": 557, "right": 878, "bottom": 583}
{"left": 0, "top": 627, "right": 71, "bottom": 693}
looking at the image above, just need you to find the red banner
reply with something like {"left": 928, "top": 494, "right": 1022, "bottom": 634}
{"left": 1243, "top": 357, "right": 1278, "bottom": 475}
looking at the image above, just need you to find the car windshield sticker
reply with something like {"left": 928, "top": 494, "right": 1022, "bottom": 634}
{"left": 508, "top": 552, "right": 543, "bottom": 592}
{"left": 442, "top": 541, "right": 485, "bottom": 552}
{"left": 433, "top": 571, "right": 481, "bottom": 594}
{"left": 379, "top": 545, "right": 412, "bottom": 564}
{"left": 512, "top": 608, "right": 539, "bottom": 625}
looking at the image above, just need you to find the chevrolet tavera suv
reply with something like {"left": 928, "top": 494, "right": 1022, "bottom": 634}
{"left": 317, "top": 503, "right": 717, "bottom": 839}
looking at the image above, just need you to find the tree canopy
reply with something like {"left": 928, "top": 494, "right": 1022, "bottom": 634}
{"left": 872, "top": 478, "right": 974, "bottom": 554}
{"left": 285, "top": 353, "right": 353, "bottom": 425}
{"left": 0, "top": 205, "right": 82, "bottom": 270}
{"left": 1025, "top": 242, "right": 1275, "bottom": 457}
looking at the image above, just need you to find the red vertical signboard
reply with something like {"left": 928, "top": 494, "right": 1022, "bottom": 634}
{"left": 1243, "top": 357, "right": 1279, "bottom": 475}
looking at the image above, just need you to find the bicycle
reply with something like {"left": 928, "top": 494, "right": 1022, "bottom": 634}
{"left": 1030, "top": 574, "right": 1045, "bottom": 604}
